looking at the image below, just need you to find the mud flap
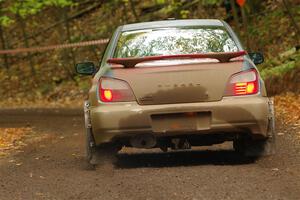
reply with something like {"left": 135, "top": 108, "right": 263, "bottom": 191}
{"left": 263, "top": 97, "right": 276, "bottom": 155}
{"left": 84, "top": 101, "right": 119, "bottom": 166}
{"left": 85, "top": 126, "right": 118, "bottom": 166}
{"left": 84, "top": 101, "right": 92, "bottom": 129}
{"left": 84, "top": 101, "right": 97, "bottom": 164}
{"left": 234, "top": 98, "right": 276, "bottom": 157}
{"left": 86, "top": 128, "right": 96, "bottom": 164}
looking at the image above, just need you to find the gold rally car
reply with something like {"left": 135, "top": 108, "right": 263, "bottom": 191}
{"left": 76, "top": 19, "right": 276, "bottom": 165}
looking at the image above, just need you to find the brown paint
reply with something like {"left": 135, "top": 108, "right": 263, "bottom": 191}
{"left": 90, "top": 96, "right": 269, "bottom": 146}
{"left": 111, "top": 61, "right": 243, "bottom": 105}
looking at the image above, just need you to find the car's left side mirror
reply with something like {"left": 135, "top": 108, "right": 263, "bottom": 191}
{"left": 75, "top": 62, "right": 97, "bottom": 75}
{"left": 248, "top": 52, "right": 264, "bottom": 65}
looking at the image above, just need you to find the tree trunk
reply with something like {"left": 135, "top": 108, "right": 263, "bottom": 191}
{"left": 128, "top": 0, "right": 139, "bottom": 22}
{"left": 282, "top": 0, "right": 300, "bottom": 41}
{"left": 241, "top": 6, "right": 249, "bottom": 50}
{"left": 229, "top": 0, "right": 240, "bottom": 29}
{"left": 78, "top": 27, "right": 99, "bottom": 61}
{"left": 122, "top": 2, "right": 129, "bottom": 23}
{"left": 0, "top": 26, "right": 9, "bottom": 70}
{"left": 55, "top": 7, "right": 76, "bottom": 82}
{"left": 17, "top": 14, "right": 35, "bottom": 75}
{"left": 11, "top": 2, "right": 103, "bottom": 47}
{"left": 63, "top": 7, "right": 76, "bottom": 69}
{"left": 0, "top": 2, "right": 9, "bottom": 71}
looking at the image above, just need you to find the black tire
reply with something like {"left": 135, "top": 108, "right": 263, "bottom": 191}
{"left": 86, "top": 128, "right": 120, "bottom": 166}
{"left": 233, "top": 138, "right": 246, "bottom": 155}
{"left": 233, "top": 118, "right": 276, "bottom": 157}
{"left": 86, "top": 128, "right": 96, "bottom": 163}
{"left": 84, "top": 128, "right": 98, "bottom": 170}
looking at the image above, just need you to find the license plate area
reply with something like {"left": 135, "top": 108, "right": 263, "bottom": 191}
{"left": 151, "top": 112, "right": 211, "bottom": 133}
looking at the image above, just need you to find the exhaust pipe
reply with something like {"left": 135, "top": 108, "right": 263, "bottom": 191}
{"left": 130, "top": 134, "right": 156, "bottom": 149}
{"left": 171, "top": 138, "right": 191, "bottom": 150}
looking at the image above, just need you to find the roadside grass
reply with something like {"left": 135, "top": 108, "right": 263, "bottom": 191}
{"left": 259, "top": 48, "right": 299, "bottom": 80}
{"left": 261, "top": 60, "right": 298, "bottom": 80}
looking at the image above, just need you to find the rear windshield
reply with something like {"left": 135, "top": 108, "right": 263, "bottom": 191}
{"left": 114, "top": 27, "right": 238, "bottom": 58}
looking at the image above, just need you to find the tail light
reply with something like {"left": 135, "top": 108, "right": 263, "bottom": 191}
{"left": 99, "top": 77, "right": 136, "bottom": 102}
{"left": 224, "top": 69, "right": 259, "bottom": 96}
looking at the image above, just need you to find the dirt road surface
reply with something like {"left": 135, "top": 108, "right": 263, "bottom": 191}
{"left": 0, "top": 109, "right": 299, "bottom": 200}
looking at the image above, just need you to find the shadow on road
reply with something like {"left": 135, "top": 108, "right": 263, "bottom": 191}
{"left": 115, "top": 150, "right": 256, "bottom": 169}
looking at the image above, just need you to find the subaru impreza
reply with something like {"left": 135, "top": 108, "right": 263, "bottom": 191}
{"left": 76, "top": 19, "right": 276, "bottom": 165}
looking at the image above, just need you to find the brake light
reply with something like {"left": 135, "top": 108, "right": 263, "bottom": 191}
{"left": 224, "top": 69, "right": 259, "bottom": 96}
{"left": 103, "top": 90, "right": 113, "bottom": 101}
{"left": 99, "top": 77, "right": 135, "bottom": 102}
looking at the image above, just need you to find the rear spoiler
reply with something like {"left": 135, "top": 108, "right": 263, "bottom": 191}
{"left": 107, "top": 51, "right": 246, "bottom": 68}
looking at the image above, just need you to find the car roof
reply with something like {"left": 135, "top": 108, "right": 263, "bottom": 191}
{"left": 121, "top": 19, "right": 224, "bottom": 32}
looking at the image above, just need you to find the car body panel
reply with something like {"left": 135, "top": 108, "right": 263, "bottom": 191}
{"left": 84, "top": 19, "right": 271, "bottom": 148}
{"left": 121, "top": 19, "right": 225, "bottom": 32}
{"left": 107, "top": 61, "right": 244, "bottom": 105}
{"left": 90, "top": 96, "right": 269, "bottom": 145}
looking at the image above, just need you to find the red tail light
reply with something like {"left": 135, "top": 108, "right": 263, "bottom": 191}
{"left": 99, "top": 77, "right": 135, "bottom": 102}
{"left": 224, "top": 69, "right": 259, "bottom": 96}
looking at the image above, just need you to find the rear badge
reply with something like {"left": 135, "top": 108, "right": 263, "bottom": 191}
{"left": 139, "top": 95, "right": 154, "bottom": 102}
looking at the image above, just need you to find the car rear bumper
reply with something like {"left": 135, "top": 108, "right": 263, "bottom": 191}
{"left": 90, "top": 96, "right": 270, "bottom": 145}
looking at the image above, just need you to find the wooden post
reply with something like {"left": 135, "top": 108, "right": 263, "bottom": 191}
{"left": 17, "top": 14, "right": 35, "bottom": 75}
{"left": 241, "top": 6, "right": 249, "bottom": 50}
{"left": 63, "top": 7, "right": 76, "bottom": 70}
{"left": 0, "top": 26, "right": 9, "bottom": 70}
{"left": 230, "top": 0, "right": 240, "bottom": 28}
{"left": 0, "top": 2, "right": 9, "bottom": 71}
{"left": 55, "top": 7, "right": 76, "bottom": 82}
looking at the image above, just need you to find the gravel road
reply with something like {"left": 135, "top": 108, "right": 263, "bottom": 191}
{"left": 0, "top": 109, "right": 299, "bottom": 200}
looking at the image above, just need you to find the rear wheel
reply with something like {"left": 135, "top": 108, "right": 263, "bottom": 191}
{"left": 233, "top": 118, "right": 276, "bottom": 157}
{"left": 86, "top": 128, "right": 96, "bottom": 164}
{"left": 86, "top": 128, "right": 119, "bottom": 166}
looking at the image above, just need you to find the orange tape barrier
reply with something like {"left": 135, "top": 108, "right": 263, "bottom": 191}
{"left": 0, "top": 39, "right": 109, "bottom": 55}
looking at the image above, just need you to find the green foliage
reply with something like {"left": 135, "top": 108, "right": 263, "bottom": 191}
{"left": 261, "top": 61, "right": 297, "bottom": 80}
{"left": 9, "top": 0, "right": 74, "bottom": 18}
{"left": 43, "top": 0, "right": 74, "bottom": 7}
{"left": 156, "top": 0, "right": 165, "bottom": 5}
{"left": 0, "top": 0, "right": 298, "bottom": 105}
{"left": 165, "top": 1, "right": 182, "bottom": 14}
{"left": 9, "top": 0, "right": 44, "bottom": 18}
{"left": 0, "top": 0, "right": 12, "bottom": 26}
{"left": 0, "top": 15, "right": 13, "bottom": 27}
{"left": 0, "top": 0, "right": 74, "bottom": 27}
{"left": 180, "top": 10, "right": 189, "bottom": 18}
{"left": 248, "top": 4, "right": 300, "bottom": 56}
{"left": 260, "top": 49, "right": 300, "bottom": 80}
{"left": 201, "top": 0, "right": 222, "bottom": 5}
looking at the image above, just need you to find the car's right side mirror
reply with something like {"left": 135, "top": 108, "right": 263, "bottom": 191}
{"left": 75, "top": 62, "right": 97, "bottom": 75}
{"left": 248, "top": 52, "right": 264, "bottom": 65}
